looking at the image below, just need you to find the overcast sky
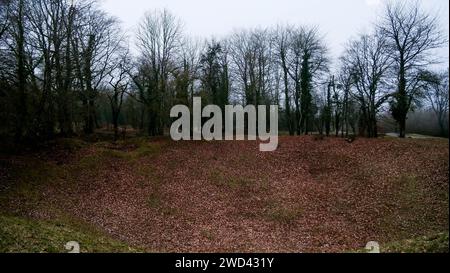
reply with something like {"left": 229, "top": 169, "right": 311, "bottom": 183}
{"left": 100, "top": 0, "right": 449, "bottom": 70}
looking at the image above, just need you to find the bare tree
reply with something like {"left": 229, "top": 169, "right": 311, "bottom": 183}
{"left": 273, "top": 25, "right": 294, "bottom": 135}
{"left": 288, "top": 26, "right": 329, "bottom": 135}
{"left": 1, "top": 2, "right": 447, "bottom": 143}
{"left": 1, "top": 0, "right": 133, "bottom": 140}
{"left": 199, "top": 39, "right": 229, "bottom": 108}
{"left": 25, "top": 0, "right": 80, "bottom": 136}
{"left": 0, "top": 0, "right": 11, "bottom": 40}
{"left": 228, "top": 28, "right": 276, "bottom": 133}
{"left": 378, "top": 1, "right": 446, "bottom": 138}
{"left": 72, "top": 5, "right": 122, "bottom": 134}
{"left": 6, "top": 0, "right": 29, "bottom": 141}
{"left": 422, "top": 70, "right": 449, "bottom": 137}
{"left": 135, "top": 9, "right": 183, "bottom": 136}
{"left": 337, "top": 61, "right": 355, "bottom": 138}
{"left": 104, "top": 45, "right": 131, "bottom": 140}
{"left": 175, "top": 37, "right": 201, "bottom": 108}
{"left": 341, "top": 33, "right": 392, "bottom": 138}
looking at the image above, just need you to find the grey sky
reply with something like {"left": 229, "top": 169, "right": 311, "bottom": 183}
{"left": 100, "top": 0, "right": 449, "bottom": 69}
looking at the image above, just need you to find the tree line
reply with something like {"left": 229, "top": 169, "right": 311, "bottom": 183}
{"left": 0, "top": 0, "right": 448, "bottom": 143}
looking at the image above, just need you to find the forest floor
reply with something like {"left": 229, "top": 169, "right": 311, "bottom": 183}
{"left": 0, "top": 135, "right": 448, "bottom": 253}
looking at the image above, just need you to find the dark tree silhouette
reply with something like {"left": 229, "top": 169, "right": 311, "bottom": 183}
{"left": 379, "top": 1, "right": 446, "bottom": 138}
{"left": 341, "top": 33, "right": 392, "bottom": 138}
{"left": 422, "top": 70, "right": 449, "bottom": 137}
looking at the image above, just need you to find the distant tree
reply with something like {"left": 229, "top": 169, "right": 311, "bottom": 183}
{"left": 0, "top": 0, "right": 11, "bottom": 40}
{"left": 228, "top": 28, "right": 277, "bottom": 134}
{"left": 422, "top": 70, "right": 449, "bottom": 137}
{"left": 324, "top": 76, "right": 333, "bottom": 136}
{"left": 6, "top": 0, "right": 29, "bottom": 141}
{"left": 273, "top": 25, "right": 294, "bottom": 135}
{"left": 1, "top": 1, "right": 447, "bottom": 144}
{"left": 272, "top": 25, "right": 329, "bottom": 135}
{"left": 26, "top": 0, "right": 78, "bottom": 137}
{"left": 135, "top": 9, "right": 183, "bottom": 136}
{"left": 341, "top": 33, "right": 392, "bottom": 138}
{"left": 229, "top": 29, "right": 273, "bottom": 107}
{"left": 0, "top": 0, "right": 125, "bottom": 141}
{"left": 378, "top": 1, "right": 446, "bottom": 138}
{"left": 288, "top": 26, "right": 329, "bottom": 135}
{"left": 329, "top": 75, "right": 344, "bottom": 137}
{"left": 104, "top": 46, "right": 130, "bottom": 140}
{"left": 174, "top": 37, "right": 200, "bottom": 108}
{"left": 337, "top": 65, "right": 354, "bottom": 138}
{"left": 199, "top": 40, "right": 229, "bottom": 110}
{"left": 72, "top": 7, "right": 122, "bottom": 134}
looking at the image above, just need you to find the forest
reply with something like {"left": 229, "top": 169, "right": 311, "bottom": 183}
{"left": 0, "top": 0, "right": 448, "bottom": 144}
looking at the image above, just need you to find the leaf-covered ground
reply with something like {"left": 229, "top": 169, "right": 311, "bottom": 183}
{"left": 0, "top": 136, "right": 448, "bottom": 253}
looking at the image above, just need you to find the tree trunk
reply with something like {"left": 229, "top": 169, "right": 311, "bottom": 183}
{"left": 294, "top": 85, "right": 301, "bottom": 135}
{"left": 282, "top": 68, "right": 294, "bottom": 136}
{"left": 113, "top": 113, "right": 119, "bottom": 141}
{"left": 397, "top": 58, "right": 407, "bottom": 138}
{"left": 14, "top": 0, "right": 27, "bottom": 142}
{"left": 399, "top": 117, "right": 406, "bottom": 138}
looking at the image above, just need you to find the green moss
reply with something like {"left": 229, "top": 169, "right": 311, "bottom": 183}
{"left": 120, "top": 137, "right": 152, "bottom": 147}
{"left": 0, "top": 215, "right": 140, "bottom": 253}
{"left": 98, "top": 141, "right": 162, "bottom": 161}
{"left": 77, "top": 154, "right": 103, "bottom": 169}
{"left": 99, "top": 149, "right": 129, "bottom": 159}
{"left": 2, "top": 160, "right": 64, "bottom": 203}
{"left": 228, "top": 177, "right": 253, "bottom": 189}
{"left": 134, "top": 143, "right": 161, "bottom": 158}
{"left": 382, "top": 232, "right": 449, "bottom": 253}
{"left": 380, "top": 174, "right": 443, "bottom": 239}
{"left": 355, "top": 232, "right": 449, "bottom": 253}
{"left": 397, "top": 175, "right": 421, "bottom": 202}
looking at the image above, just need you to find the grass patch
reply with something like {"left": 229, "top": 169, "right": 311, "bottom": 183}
{"left": 160, "top": 207, "right": 179, "bottom": 216}
{"left": 228, "top": 177, "right": 253, "bottom": 188}
{"left": 209, "top": 170, "right": 254, "bottom": 189}
{"left": 76, "top": 153, "right": 104, "bottom": 169}
{"left": 381, "top": 232, "right": 449, "bottom": 253}
{"left": 0, "top": 215, "right": 139, "bottom": 253}
{"left": 53, "top": 138, "right": 87, "bottom": 152}
{"left": 265, "top": 200, "right": 303, "bottom": 224}
{"left": 397, "top": 175, "right": 421, "bottom": 204}
{"left": 137, "top": 165, "right": 162, "bottom": 188}
{"left": 134, "top": 144, "right": 161, "bottom": 158}
{"left": 356, "top": 232, "right": 449, "bottom": 253}
{"left": 200, "top": 229, "right": 215, "bottom": 241}
{"left": 209, "top": 170, "right": 227, "bottom": 186}
{"left": 147, "top": 192, "right": 162, "bottom": 208}
{"left": 99, "top": 149, "right": 129, "bottom": 159}
{"left": 381, "top": 174, "right": 433, "bottom": 239}
{"left": 146, "top": 192, "right": 179, "bottom": 216}
{"left": 98, "top": 141, "right": 162, "bottom": 161}
{"left": 0, "top": 159, "right": 65, "bottom": 204}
